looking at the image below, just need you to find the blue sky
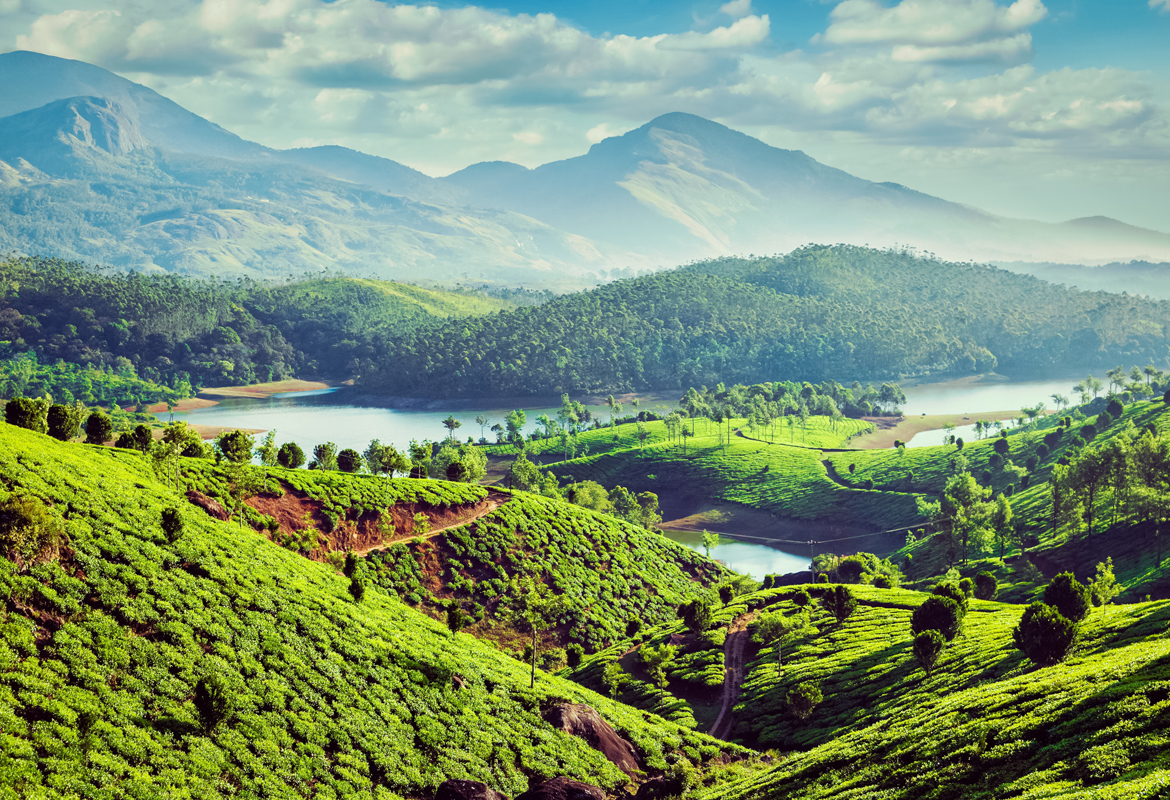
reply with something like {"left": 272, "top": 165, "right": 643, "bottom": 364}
{"left": 1, "top": 0, "right": 1167, "bottom": 228}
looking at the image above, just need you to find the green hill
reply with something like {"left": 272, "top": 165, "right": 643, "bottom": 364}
{"left": 0, "top": 422, "right": 746, "bottom": 797}
{"left": 359, "top": 245, "right": 1170, "bottom": 398}
{"left": 569, "top": 583, "right": 1170, "bottom": 799}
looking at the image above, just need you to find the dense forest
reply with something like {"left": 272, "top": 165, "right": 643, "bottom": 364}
{"left": 0, "top": 257, "right": 514, "bottom": 401}
{"left": 359, "top": 245, "right": 1170, "bottom": 398}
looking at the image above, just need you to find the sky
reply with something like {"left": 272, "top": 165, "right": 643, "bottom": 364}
{"left": 1, "top": 0, "right": 1168, "bottom": 229}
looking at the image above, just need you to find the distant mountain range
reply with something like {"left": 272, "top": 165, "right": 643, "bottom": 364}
{"left": 2, "top": 49, "right": 1169, "bottom": 287}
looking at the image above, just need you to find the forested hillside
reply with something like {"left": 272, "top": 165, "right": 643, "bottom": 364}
{"left": 360, "top": 245, "right": 1170, "bottom": 398}
{"left": 0, "top": 421, "right": 748, "bottom": 797}
{"left": 0, "top": 257, "right": 515, "bottom": 400}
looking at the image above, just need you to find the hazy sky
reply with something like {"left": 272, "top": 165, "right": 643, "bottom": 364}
{"left": 2, "top": 0, "right": 1168, "bottom": 229}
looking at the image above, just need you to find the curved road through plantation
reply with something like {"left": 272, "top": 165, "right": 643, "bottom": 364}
{"left": 353, "top": 494, "right": 508, "bottom": 556}
{"left": 709, "top": 612, "right": 756, "bottom": 740}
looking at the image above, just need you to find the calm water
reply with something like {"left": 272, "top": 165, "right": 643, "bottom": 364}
{"left": 663, "top": 530, "right": 809, "bottom": 580}
{"left": 180, "top": 388, "right": 613, "bottom": 455}
{"left": 901, "top": 376, "right": 1086, "bottom": 416}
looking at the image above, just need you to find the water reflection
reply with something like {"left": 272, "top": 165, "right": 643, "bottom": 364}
{"left": 663, "top": 530, "right": 810, "bottom": 580}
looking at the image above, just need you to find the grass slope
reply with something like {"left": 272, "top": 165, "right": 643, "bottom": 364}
{"left": 184, "top": 452, "right": 725, "bottom": 654}
{"left": 0, "top": 423, "right": 744, "bottom": 798}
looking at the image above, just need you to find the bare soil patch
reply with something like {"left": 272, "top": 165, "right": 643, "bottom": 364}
{"left": 199, "top": 379, "right": 331, "bottom": 399}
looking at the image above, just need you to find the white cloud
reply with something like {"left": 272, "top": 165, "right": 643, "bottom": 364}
{"left": 586, "top": 123, "right": 622, "bottom": 143}
{"left": 1151, "top": 0, "right": 1170, "bottom": 11}
{"left": 892, "top": 32, "right": 1032, "bottom": 62}
{"left": 720, "top": 0, "right": 753, "bottom": 19}
{"left": 823, "top": 0, "right": 1047, "bottom": 46}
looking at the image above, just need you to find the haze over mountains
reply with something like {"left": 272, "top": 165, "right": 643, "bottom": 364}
{"left": 2, "top": 49, "right": 1169, "bottom": 287}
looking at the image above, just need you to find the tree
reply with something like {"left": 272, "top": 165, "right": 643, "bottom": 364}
{"left": 194, "top": 675, "right": 231, "bottom": 733}
{"left": 511, "top": 577, "right": 568, "bottom": 688}
{"left": 505, "top": 409, "right": 527, "bottom": 444}
{"left": 47, "top": 403, "right": 86, "bottom": 441}
{"left": 639, "top": 644, "right": 677, "bottom": 689}
{"left": 1043, "top": 572, "right": 1091, "bottom": 623}
{"left": 786, "top": 682, "right": 823, "bottom": 720}
{"left": 566, "top": 643, "right": 584, "bottom": 668}
{"left": 1013, "top": 603, "right": 1076, "bottom": 666}
{"left": 255, "top": 431, "right": 279, "bottom": 466}
{"left": 312, "top": 441, "right": 339, "bottom": 471}
{"left": 446, "top": 602, "right": 468, "bottom": 636}
{"left": 993, "top": 437, "right": 1010, "bottom": 456}
{"left": 1088, "top": 558, "right": 1120, "bottom": 611}
{"left": 917, "top": 472, "right": 995, "bottom": 565}
{"left": 348, "top": 576, "right": 366, "bottom": 603}
{"left": 820, "top": 585, "right": 856, "bottom": 624}
{"left": 277, "top": 442, "right": 306, "bottom": 469}
{"left": 679, "top": 597, "right": 714, "bottom": 634}
{"left": 84, "top": 411, "right": 113, "bottom": 445}
{"left": 474, "top": 414, "right": 490, "bottom": 442}
{"left": 507, "top": 453, "right": 542, "bottom": 492}
{"left": 837, "top": 556, "right": 866, "bottom": 584}
{"left": 701, "top": 530, "right": 719, "bottom": 558}
{"left": 993, "top": 493, "right": 1014, "bottom": 560}
{"left": 116, "top": 424, "right": 154, "bottom": 454}
{"left": 911, "top": 596, "right": 964, "bottom": 641}
{"left": 606, "top": 395, "right": 623, "bottom": 429}
{"left": 224, "top": 463, "right": 264, "bottom": 521}
{"left": 602, "top": 662, "right": 626, "bottom": 697}
{"left": 441, "top": 414, "right": 462, "bottom": 442}
{"left": 216, "top": 430, "right": 254, "bottom": 464}
{"left": 974, "top": 571, "right": 998, "bottom": 601}
{"left": 161, "top": 507, "right": 184, "bottom": 543}
{"left": 1085, "top": 375, "right": 1103, "bottom": 399}
{"left": 337, "top": 448, "right": 362, "bottom": 473}
{"left": 913, "top": 630, "right": 946, "bottom": 677}
{"left": 4, "top": 397, "right": 49, "bottom": 433}
{"left": 163, "top": 421, "right": 206, "bottom": 459}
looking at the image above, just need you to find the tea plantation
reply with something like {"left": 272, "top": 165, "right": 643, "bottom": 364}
{"left": 0, "top": 423, "right": 749, "bottom": 798}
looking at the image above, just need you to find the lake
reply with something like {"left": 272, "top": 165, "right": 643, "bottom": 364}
{"left": 663, "top": 530, "right": 809, "bottom": 580}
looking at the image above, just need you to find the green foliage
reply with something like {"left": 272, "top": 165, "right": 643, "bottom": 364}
{"left": 361, "top": 245, "right": 1170, "bottom": 396}
{"left": 194, "top": 675, "right": 231, "bottom": 733}
{"left": 160, "top": 507, "right": 184, "bottom": 544}
{"left": 84, "top": 410, "right": 113, "bottom": 444}
{"left": 1013, "top": 603, "right": 1077, "bottom": 666}
{"left": 912, "top": 630, "right": 946, "bottom": 677}
{"left": 974, "top": 571, "right": 998, "bottom": 601}
{"left": 819, "top": 585, "right": 856, "bottom": 624}
{"left": 276, "top": 441, "right": 305, "bottom": 469}
{"left": 640, "top": 644, "right": 678, "bottom": 689}
{"left": 336, "top": 448, "right": 362, "bottom": 473}
{"left": 46, "top": 402, "right": 86, "bottom": 441}
{"left": 679, "top": 598, "right": 715, "bottom": 634}
{"left": 216, "top": 429, "right": 255, "bottom": 464}
{"left": 786, "top": 682, "right": 823, "bottom": 721}
{"left": 1044, "top": 572, "right": 1092, "bottom": 623}
{"left": 0, "top": 423, "right": 738, "bottom": 797}
{"left": 0, "top": 494, "right": 65, "bottom": 567}
{"left": 911, "top": 596, "right": 964, "bottom": 642}
{"left": 3, "top": 396, "right": 48, "bottom": 433}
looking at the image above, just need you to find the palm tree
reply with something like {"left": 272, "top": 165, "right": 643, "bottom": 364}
{"left": 475, "top": 414, "right": 489, "bottom": 442}
{"left": 441, "top": 415, "right": 462, "bottom": 442}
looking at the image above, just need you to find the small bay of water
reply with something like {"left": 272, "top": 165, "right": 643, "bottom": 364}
{"left": 663, "top": 530, "right": 810, "bottom": 580}
{"left": 901, "top": 376, "right": 1086, "bottom": 416}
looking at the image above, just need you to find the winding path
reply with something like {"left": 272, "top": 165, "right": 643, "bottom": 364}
{"left": 352, "top": 494, "right": 507, "bottom": 556}
{"left": 821, "top": 459, "right": 853, "bottom": 489}
{"left": 708, "top": 612, "right": 756, "bottom": 741}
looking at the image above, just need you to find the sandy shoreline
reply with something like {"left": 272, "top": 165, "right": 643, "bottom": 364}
{"left": 847, "top": 410, "right": 1022, "bottom": 449}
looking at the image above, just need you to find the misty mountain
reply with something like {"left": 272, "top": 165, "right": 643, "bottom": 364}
{"left": 2, "top": 49, "right": 1169, "bottom": 287}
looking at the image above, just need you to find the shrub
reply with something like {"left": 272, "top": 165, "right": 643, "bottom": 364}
{"left": 872, "top": 574, "right": 893, "bottom": 589}
{"left": 1013, "top": 602, "right": 1076, "bottom": 666}
{"left": 913, "top": 630, "right": 946, "bottom": 676}
{"left": 981, "top": 469, "right": 993, "bottom": 485}
{"left": 974, "top": 571, "right": 998, "bottom": 601}
{"left": 820, "top": 585, "right": 856, "bottom": 624}
{"left": 958, "top": 577, "right": 975, "bottom": 598}
{"left": 679, "top": 598, "right": 714, "bottom": 634}
{"left": 815, "top": 573, "right": 829, "bottom": 584}
{"left": 988, "top": 453, "right": 1002, "bottom": 470}
{"left": 1080, "top": 743, "right": 1130, "bottom": 783}
{"left": 933, "top": 581, "right": 969, "bottom": 610}
{"left": 625, "top": 618, "right": 642, "bottom": 637}
{"left": 194, "top": 676, "right": 231, "bottom": 732}
{"left": 348, "top": 576, "right": 366, "bottom": 603}
{"left": 911, "top": 596, "right": 963, "bottom": 641}
{"left": 4, "top": 397, "right": 48, "bottom": 433}
{"left": 277, "top": 442, "right": 305, "bottom": 469}
{"left": 1043, "top": 572, "right": 1091, "bottom": 623}
{"left": 337, "top": 448, "right": 362, "bottom": 473}
{"left": 1025, "top": 455, "right": 1039, "bottom": 471}
{"left": 718, "top": 584, "right": 734, "bottom": 604}
{"left": 409, "top": 464, "right": 428, "bottom": 479}
{"left": 863, "top": 478, "right": 875, "bottom": 490}
{"left": 47, "top": 403, "right": 84, "bottom": 441}
{"left": 0, "top": 495, "right": 65, "bottom": 567}
{"left": 1106, "top": 398, "right": 1124, "bottom": 417}
{"left": 837, "top": 556, "right": 866, "bottom": 584}
{"left": 786, "top": 682, "right": 823, "bottom": 720}
{"left": 993, "top": 438, "right": 1009, "bottom": 455}
{"left": 566, "top": 642, "right": 585, "bottom": 668}
{"left": 1036, "top": 444, "right": 1049, "bottom": 460}
{"left": 848, "top": 463, "right": 856, "bottom": 473}
{"left": 792, "top": 589, "right": 812, "bottom": 607}
{"left": 84, "top": 411, "right": 113, "bottom": 445}
{"left": 446, "top": 461, "right": 468, "bottom": 482}
{"left": 161, "top": 508, "right": 184, "bottom": 544}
